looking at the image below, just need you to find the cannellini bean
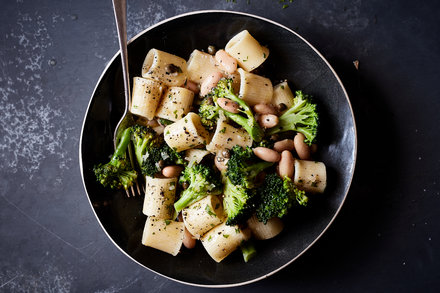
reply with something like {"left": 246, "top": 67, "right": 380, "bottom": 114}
{"left": 162, "top": 165, "right": 184, "bottom": 178}
{"left": 200, "top": 71, "right": 223, "bottom": 96}
{"left": 273, "top": 139, "right": 295, "bottom": 152}
{"left": 294, "top": 133, "right": 311, "bottom": 160}
{"left": 258, "top": 114, "right": 279, "bottom": 128}
{"left": 184, "top": 80, "right": 200, "bottom": 94}
{"left": 215, "top": 49, "right": 238, "bottom": 74}
{"left": 279, "top": 150, "right": 295, "bottom": 179}
{"left": 147, "top": 119, "right": 159, "bottom": 128}
{"left": 253, "top": 147, "right": 281, "bottom": 162}
{"left": 183, "top": 227, "right": 196, "bottom": 249}
{"left": 217, "top": 97, "right": 239, "bottom": 113}
{"left": 253, "top": 103, "right": 277, "bottom": 115}
{"left": 214, "top": 155, "right": 229, "bottom": 171}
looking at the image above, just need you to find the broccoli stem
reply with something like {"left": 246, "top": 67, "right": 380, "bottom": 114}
{"left": 224, "top": 111, "right": 264, "bottom": 142}
{"left": 240, "top": 240, "right": 256, "bottom": 262}
{"left": 111, "top": 128, "right": 131, "bottom": 162}
{"left": 174, "top": 190, "right": 205, "bottom": 213}
{"left": 220, "top": 91, "right": 264, "bottom": 142}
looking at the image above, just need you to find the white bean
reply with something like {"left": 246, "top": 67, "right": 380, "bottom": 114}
{"left": 217, "top": 97, "right": 239, "bottom": 113}
{"left": 273, "top": 139, "right": 295, "bottom": 152}
{"left": 200, "top": 71, "right": 223, "bottom": 96}
{"left": 278, "top": 150, "right": 294, "bottom": 179}
{"left": 258, "top": 114, "right": 279, "bottom": 128}
{"left": 214, "top": 155, "right": 229, "bottom": 171}
{"left": 183, "top": 227, "right": 196, "bottom": 249}
{"left": 294, "top": 133, "right": 311, "bottom": 160}
{"left": 310, "top": 144, "right": 318, "bottom": 154}
{"left": 253, "top": 147, "right": 281, "bottom": 162}
{"left": 162, "top": 166, "right": 183, "bottom": 178}
{"left": 215, "top": 49, "right": 237, "bottom": 74}
{"left": 184, "top": 79, "right": 200, "bottom": 94}
{"left": 253, "top": 103, "right": 277, "bottom": 115}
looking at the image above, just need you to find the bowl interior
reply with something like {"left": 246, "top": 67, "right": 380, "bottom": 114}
{"left": 80, "top": 11, "right": 356, "bottom": 286}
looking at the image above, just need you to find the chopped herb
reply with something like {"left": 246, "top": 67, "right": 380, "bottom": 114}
{"left": 205, "top": 205, "right": 216, "bottom": 217}
{"left": 280, "top": 85, "right": 285, "bottom": 90}
{"left": 159, "top": 118, "right": 173, "bottom": 125}
{"left": 208, "top": 235, "right": 212, "bottom": 241}
{"left": 223, "top": 234, "right": 230, "bottom": 238}
{"left": 219, "top": 127, "right": 226, "bottom": 133}
{"left": 165, "top": 219, "right": 171, "bottom": 225}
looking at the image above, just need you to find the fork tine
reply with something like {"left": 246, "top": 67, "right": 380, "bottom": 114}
{"left": 125, "top": 188, "right": 131, "bottom": 198}
{"left": 135, "top": 179, "right": 142, "bottom": 196}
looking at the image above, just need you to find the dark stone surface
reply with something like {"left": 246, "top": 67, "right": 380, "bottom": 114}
{"left": 1, "top": 0, "right": 439, "bottom": 291}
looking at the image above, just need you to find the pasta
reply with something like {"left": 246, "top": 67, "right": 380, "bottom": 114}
{"left": 272, "top": 81, "right": 295, "bottom": 111}
{"left": 155, "top": 87, "right": 194, "bottom": 121}
{"left": 247, "top": 215, "right": 284, "bottom": 240}
{"left": 182, "top": 195, "right": 225, "bottom": 239}
{"left": 237, "top": 68, "right": 273, "bottom": 106}
{"left": 164, "top": 112, "right": 210, "bottom": 152}
{"left": 131, "top": 77, "right": 164, "bottom": 120}
{"left": 293, "top": 160, "right": 327, "bottom": 193}
{"left": 206, "top": 111, "right": 252, "bottom": 154}
{"left": 200, "top": 222, "right": 251, "bottom": 263}
{"left": 143, "top": 177, "right": 177, "bottom": 219}
{"left": 141, "top": 216, "right": 185, "bottom": 256}
{"left": 142, "top": 48, "right": 188, "bottom": 87}
{"left": 187, "top": 49, "right": 221, "bottom": 83}
{"left": 95, "top": 29, "right": 328, "bottom": 263}
{"left": 225, "top": 30, "right": 269, "bottom": 72}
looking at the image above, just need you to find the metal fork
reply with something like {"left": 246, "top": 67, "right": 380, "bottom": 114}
{"left": 112, "top": 0, "right": 143, "bottom": 197}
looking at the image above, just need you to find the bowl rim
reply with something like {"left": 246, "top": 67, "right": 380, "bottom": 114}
{"left": 79, "top": 9, "right": 358, "bottom": 288}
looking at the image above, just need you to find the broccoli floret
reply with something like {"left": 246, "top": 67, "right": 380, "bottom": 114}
{"left": 174, "top": 164, "right": 222, "bottom": 213}
{"left": 211, "top": 78, "right": 264, "bottom": 142}
{"left": 93, "top": 128, "right": 137, "bottom": 190}
{"left": 267, "top": 90, "right": 318, "bottom": 145}
{"left": 223, "top": 174, "right": 256, "bottom": 225}
{"left": 256, "top": 173, "right": 308, "bottom": 224}
{"left": 198, "top": 96, "right": 220, "bottom": 130}
{"left": 226, "top": 146, "right": 273, "bottom": 189}
{"left": 131, "top": 124, "right": 185, "bottom": 177}
{"left": 240, "top": 240, "right": 256, "bottom": 263}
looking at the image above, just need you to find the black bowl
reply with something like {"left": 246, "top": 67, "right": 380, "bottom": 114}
{"left": 79, "top": 10, "right": 357, "bottom": 287}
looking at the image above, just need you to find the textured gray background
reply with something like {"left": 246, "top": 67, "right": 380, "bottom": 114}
{"left": 1, "top": 0, "right": 439, "bottom": 292}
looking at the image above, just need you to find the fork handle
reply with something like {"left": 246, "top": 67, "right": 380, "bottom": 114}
{"left": 112, "top": 0, "right": 131, "bottom": 113}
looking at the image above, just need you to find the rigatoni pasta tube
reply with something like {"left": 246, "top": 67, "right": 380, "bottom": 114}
{"left": 182, "top": 195, "right": 225, "bottom": 239}
{"left": 206, "top": 111, "right": 252, "bottom": 154}
{"left": 200, "top": 222, "right": 250, "bottom": 263}
{"left": 225, "top": 30, "right": 269, "bottom": 72}
{"left": 238, "top": 68, "right": 273, "bottom": 106}
{"left": 131, "top": 77, "right": 164, "bottom": 120}
{"left": 142, "top": 48, "right": 188, "bottom": 87}
{"left": 186, "top": 49, "right": 221, "bottom": 84}
{"left": 294, "top": 159, "right": 327, "bottom": 193}
{"left": 185, "top": 149, "right": 210, "bottom": 167}
{"left": 247, "top": 215, "right": 284, "bottom": 240}
{"left": 272, "top": 81, "right": 294, "bottom": 111}
{"left": 141, "top": 217, "right": 184, "bottom": 256}
{"left": 143, "top": 177, "right": 177, "bottom": 219}
{"left": 155, "top": 87, "right": 194, "bottom": 121}
{"left": 164, "top": 112, "right": 210, "bottom": 152}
